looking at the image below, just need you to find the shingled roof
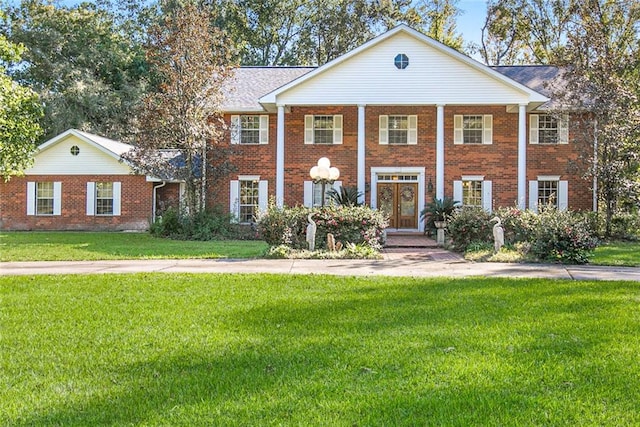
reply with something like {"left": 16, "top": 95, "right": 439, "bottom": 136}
{"left": 221, "top": 65, "right": 561, "bottom": 112}
{"left": 221, "top": 67, "right": 314, "bottom": 112}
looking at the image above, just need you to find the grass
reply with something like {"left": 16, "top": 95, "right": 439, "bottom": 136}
{"left": 2, "top": 273, "right": 639, "bottom": 425}
{"left": 0, "top": 232, "right": 268, "bottom": 261}
{"left": 591, "top": 241, "right": 640, "bottom": 267}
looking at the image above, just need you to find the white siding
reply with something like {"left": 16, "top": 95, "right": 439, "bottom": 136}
{"left": 275, "top": 33, "right": 530, "bottom": 106}
{"left": 26, "top": 135, "right": 132, "bottom": 175}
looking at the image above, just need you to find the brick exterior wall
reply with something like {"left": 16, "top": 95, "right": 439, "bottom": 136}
{"left": 218, "top": 106, "right": 593, "bottom": 214}
{"left": 0, "top": 175, "right": 154, "bottom": 231}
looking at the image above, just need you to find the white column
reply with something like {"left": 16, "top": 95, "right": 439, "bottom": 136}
{"left": 517, "top": 104, "right": 527, "bottom": 209}
{"left": 276, "top": 105, "right": 285, "bottom": 207}
{"left": 357, "top": 105, "right": 366, "bottom": 204}
{"left": 436, "top": 105, "right": 445, "bottom": 200}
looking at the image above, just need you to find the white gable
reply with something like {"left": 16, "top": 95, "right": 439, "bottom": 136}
{"left": 262, "top": 27, "right": 547, "bottom": 107}
{"left": 26, "top": 131, "right": 132, "bottom": 175}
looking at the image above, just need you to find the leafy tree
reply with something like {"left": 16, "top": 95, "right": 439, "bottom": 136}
{"left": 4, "top": 0, "right": 147, "bottom": 142}
{"left": 124, "top": 3, "right": 235, "bottom": 215}
{"left": 551, "top": 0, "right": 640, "bottom": 236}
{"left": 0, "top": 11, "right": 42, "bottom": 179}
{"left": 415, "top": 0, "right": 464, "bottom": 51}
{"left": 480, "top": 0, "right": 575, "bottom": 65}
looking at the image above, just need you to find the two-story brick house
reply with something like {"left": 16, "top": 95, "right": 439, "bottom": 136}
{"left": 223, "top": 25, "right": 592, "bottom": 232}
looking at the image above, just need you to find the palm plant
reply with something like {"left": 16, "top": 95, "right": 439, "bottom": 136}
{"left": 327, "top": 186, "right": 364, "bottom": 207}
{"left": 420, "top": 196, "right": 460, "bottom": 234}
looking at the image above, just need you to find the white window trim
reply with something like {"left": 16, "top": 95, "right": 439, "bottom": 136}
{"left": 528, "top": 178, "right": 568, "bottom": 212}
{"left": 230, "top": 115, "right": 269, "bottom": 145}
{"left": 86, "top": 182, "right": 121, "bottom": 216}
{"left": 303, "top": 180, "right": 343, "bottom": 207}
{"left": 27, "top": 181, "right": 61, "bottom": 216}
{"left": 378, "top": 115, "right": 418, "bottom": 145}
{"left": 304, "top": 114, "right": 343, "bottom": 145}
{"left": 453, "top": 178, "right": 492, "bottom": 213}
{"left": 454, "top": 114, "right": 493, "bottom": 144}
{"left": 230, "top": 176, "right": 268, "bottom": 223}
{"left": 530, "top": 114, "right": 569, "bottom": 145}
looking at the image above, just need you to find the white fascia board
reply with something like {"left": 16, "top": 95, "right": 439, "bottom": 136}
{"left": 259, "top": 24, "right": 549, "bottom": 105}
{"left": 37, "top": 129, "right": 133, "bottom": 162}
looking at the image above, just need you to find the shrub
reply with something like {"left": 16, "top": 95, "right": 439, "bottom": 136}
{"left": 582, "top": 211, "right": 640, "bottom": 240}
{"left": 446, "top": 207, "right": 492, "bottom": 251}
{"left": 150, "top": 206, "right": 255, "bottom": 241}
{"left": 257, "top": 202, "right": 388, "bottom": 251}
{"left": 530, "top": 207, "right": 598, "bottom": 264}
{"left": 494, "top": 206, "right": 539, "bottom": 244}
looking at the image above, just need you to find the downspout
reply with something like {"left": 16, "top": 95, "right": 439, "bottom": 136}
{"left": 152, "top": 181, "right": 167, "bottom": 223}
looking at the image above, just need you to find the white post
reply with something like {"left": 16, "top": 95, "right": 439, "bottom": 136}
{"left": 517, "top": 104, "right": 527, "bottom": 209}
{"left": 276, "top": 105, "right": 285, "bottom": 207}
{"left": 436, "top": 105, "right": 445, "bottom": 200}
{"left": 357, "top": 105, "right": 366, "bottom": 204}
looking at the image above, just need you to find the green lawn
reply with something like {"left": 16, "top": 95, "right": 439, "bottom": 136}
{"left": 591, "top": 241, "right": 640, "bottom": 267}
{"left": 2, "top": 274, "right": 639, "bottom": 425}
{"left": 0, "top": 232, "right": 268, "bottom": 261}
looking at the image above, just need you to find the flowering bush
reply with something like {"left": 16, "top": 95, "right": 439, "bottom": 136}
{"left": 531, "top": 207, "right": 598, "bottom": 264}
{"left": 446, "top": 208, "right": 492, "bottom": 251}
{"left": 256, "top": 201, "right": 388, "bottom": 251}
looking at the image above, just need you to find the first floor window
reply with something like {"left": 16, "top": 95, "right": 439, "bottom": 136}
{"left": 95, "top": 182, "right": 114, "bottom": 215}
{"left": 239, "top": 180, "right": 259, "bottom": 223}
{"left": 537, "top": 180, "right": 558, "bottom": 207}
{"left": 462, "top": 180, "right": 483, "bottom": 207}
{"left": 230, "top": 177, "right": 267, "bottom": 223}
{"left": 312, "top": 182, "right": 332, "bottom": 207}
{"left": 36, "top": 182, "right": 54, "bottom": 215}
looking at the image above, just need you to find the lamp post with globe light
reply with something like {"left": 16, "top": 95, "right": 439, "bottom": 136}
{"left": 309, "top": 157, "right": 340, "bottom": 207}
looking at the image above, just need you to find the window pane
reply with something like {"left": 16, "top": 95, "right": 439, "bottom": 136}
{"left": 312, "top": 183, "right": 331, "bottom": 207}
{"left": 538, "top": 115, "right": 558, "bottom": 144}
{"left": 313, "top": 116, "right": 334, "bottom": 144}
{"left": 388, "top": 116, "right": 408, "bottom": 144}
{"left": 96, "top": 182, "right": 114, "bottom": 215}
{"left": 239, "top": 180, "right": 259, "bottom": 222}
{"left": 463, "top": 116, "right": 483, "bottom": 144}
{"left": 462, "top": 180, "right": 482, "bottom": 207}
{"left": 538, "top": 180, "right": 558, "bottom": 207}
{"left": 240, "top": 115, "right": 260, "bottom": 144}
{"left": 36, "top": 182, "right": 54, "bottom": 215}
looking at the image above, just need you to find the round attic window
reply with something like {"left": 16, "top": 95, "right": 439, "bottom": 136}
{"left": 394, "top": 53, "right": 409, "bottom": 69}
{"left": 70, "top": 145, "right": 80, "bottom": 156}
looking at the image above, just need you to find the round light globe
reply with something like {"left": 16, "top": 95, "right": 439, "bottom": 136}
{"left": 318, "top": 157, "right": 331, "bottom": 169}
{"left": 309, "top": 166, "right": 319, "bottom": 179}
{"left": 329, "top": 167, "right": 340, "bottom": 181}
{"left": 318, "top": 166, "right": 330, "bottom": 180}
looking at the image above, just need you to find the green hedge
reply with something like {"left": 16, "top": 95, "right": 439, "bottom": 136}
{"left": 257, "top": 202, "right": 388, "bottom": 251}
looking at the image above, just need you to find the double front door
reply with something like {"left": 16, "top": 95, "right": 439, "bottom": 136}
{"left": 377, "top": 182, "right": 418, "bottom": 229}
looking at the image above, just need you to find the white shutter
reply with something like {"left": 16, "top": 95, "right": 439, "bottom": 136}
{"left": 407, "top": 115, "right": 418, "bottom": 145}
{"left": 113, "top": 182, "right": 121, "bottom": 216}
{"left": 333, "top": 115, "right": 343, "bottom": 144}
{"left": 53, "top": 182, "right": 62, "bottom": 215}
{"left": 529, "top": 181, "right": 539, "bottom": 212}
{"left": 482, "top": 180, "right": 492, "bottom": 213}
{"left": 453, "top": 180, "right": 463, "bottom": 205}
{"left": 230, "top": 115, "right": 240, "bottom": 144}
{"left": 229, "top": 180, "right": 239, "bottom": 221}
{"left": 259, "top": 115, "right": 269, "bottom": 144}
{"left": 258, "top": 180, "right": 268, "bottom": 211}
{"left": 454, "top": 115, "right": 463, "bottom": 144}
{"left": 379, "top": 115, "right": 388, "bottom": 145}
{"left": 304, "top": 115, "right": 314, "bottom": 144}
{"left": 558, "top": 180, "right": 568, "bottom": 211}
{"left": 303, "top": 181, "right": 313, "bottom": 207}
{"left": 86, "top": 182, "right": 96, "bottom": 215}
{"left": 558, "top": 114, "right": 569, "bottom": 144}
{"left": 529, "top": 114, "right": 539, "bottom": 144}
{"left": 26, "top": 182, "right": 35, "bottom": 215}
{"left": 483, "top": 115, "right": 493, "bottom": 144}
{"left": 333, "top": 180, "right": 342, "bottom": 191}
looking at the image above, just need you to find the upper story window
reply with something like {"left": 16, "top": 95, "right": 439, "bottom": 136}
{"left": 454, "top": 114, "right": 493, "bottom": 145}
{"left": 379, "top": 115, "right": 418, "bottom": 145}
{"left": 87, "top": 182, "right": 121, "bottom": 216}
{"left": 27, "top": 181, "right": 61, "bottom": 216}
{"left": 230, "top": 115, "right": 269, "bottom": 145}
{"left": 530, "top": 114, "right": 569, "bottom": 144}
{"left": 394, "top": 53, "right": 409, "bottom": 69}
{"left": 304, "top": 114, "right": 343, "bottom": 145}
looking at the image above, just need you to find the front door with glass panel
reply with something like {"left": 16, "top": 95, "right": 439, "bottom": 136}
{"left": 377, "top": 182, "right": 418, "bottom": 229}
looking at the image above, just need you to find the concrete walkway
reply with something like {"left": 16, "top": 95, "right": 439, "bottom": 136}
{"left": 2, "top": 257, "right": 639, "bottom": 281}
